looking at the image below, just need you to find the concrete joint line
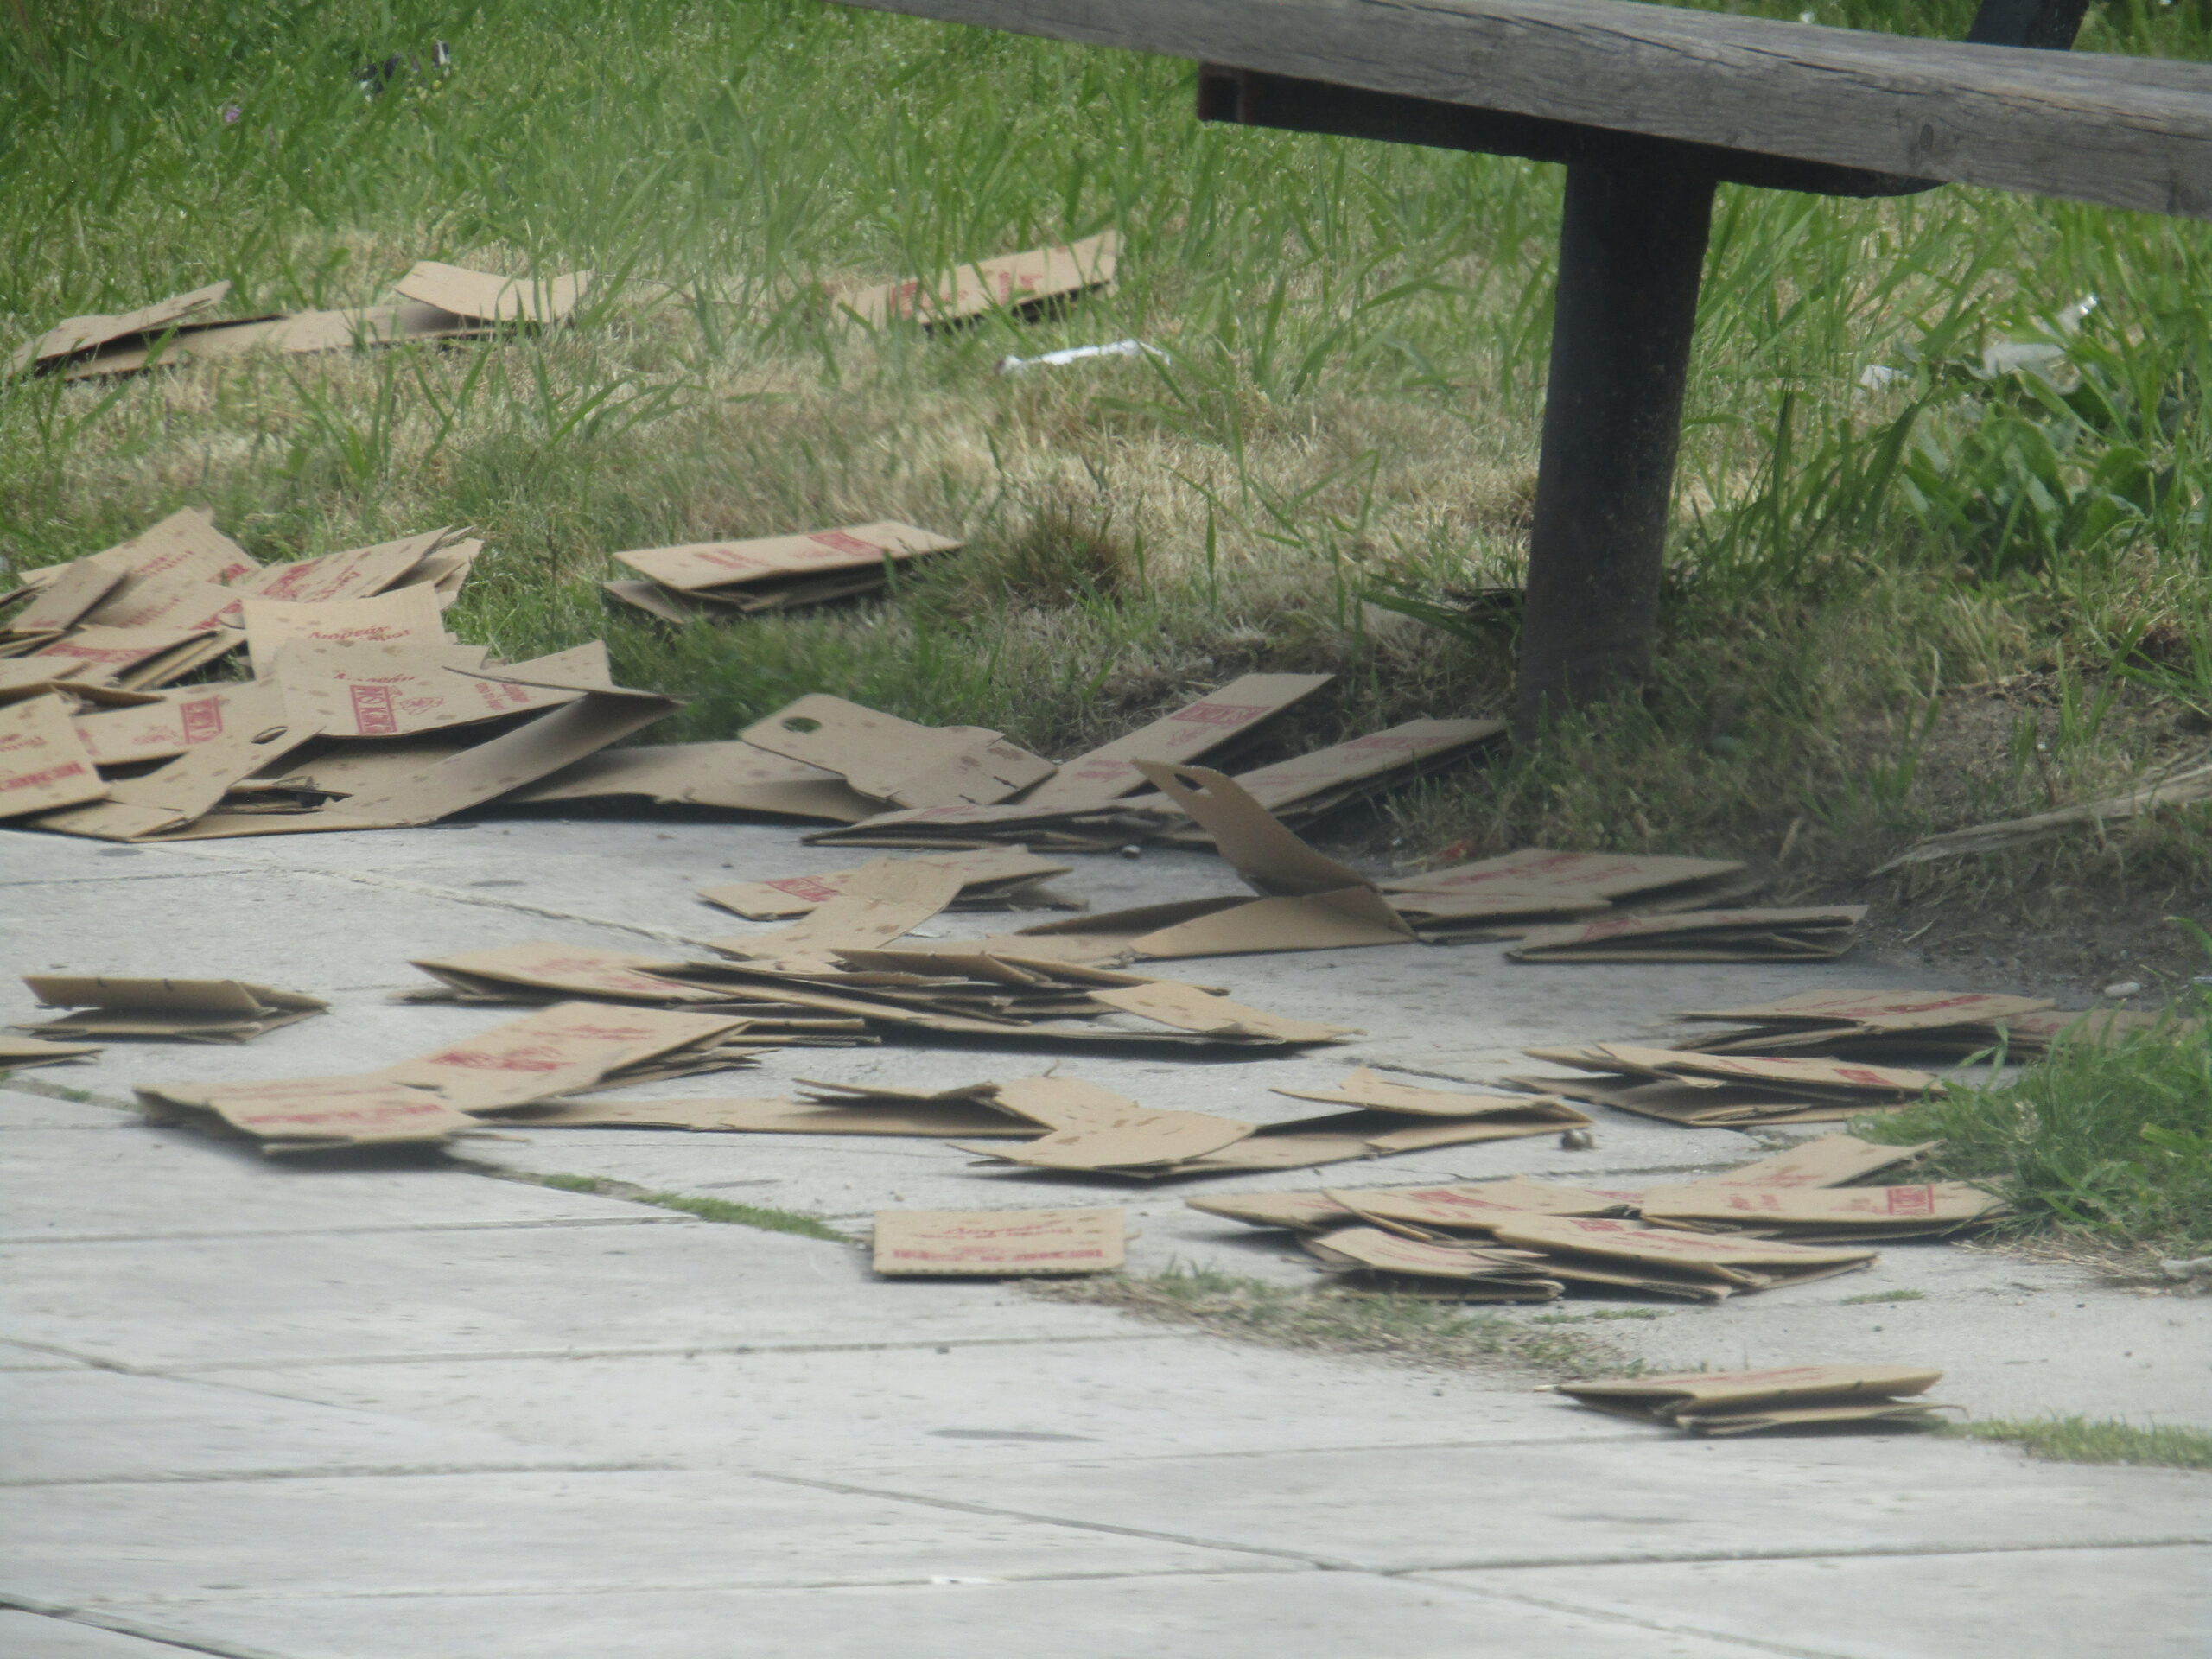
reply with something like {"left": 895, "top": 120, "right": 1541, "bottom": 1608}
{"left": 0, "top": 1459, "right": 674, "bottom": 1490}
{"left": 157, "top": 1332, "right": 1169, "bottom": 1374}
{"left": 1393, "top": 1533, "right": 2212, "bottom": 1573}
{"left": 0, "top": 1594, "right": 290, "bottom": 1659}
{"left": 757, "top": 1469, "right": 1355, "bottom": 1571}
{"left": 2, "top": 1214, "right": 696, "bottom": 1247}
{"left": 1407, "top": 1573, "right": 1862, "bottom": 1659}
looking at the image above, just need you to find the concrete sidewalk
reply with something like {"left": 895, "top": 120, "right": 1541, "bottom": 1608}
{"left": 3, "top": 817, "right": 2206, "bottom": 1658}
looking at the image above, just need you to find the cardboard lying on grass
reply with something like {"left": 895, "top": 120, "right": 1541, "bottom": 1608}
{"left": 0, "top": 695, "right": 108, "bottom": 818}
{"left": 1700, "top": 1133, "right": 1937, "bottom": 1188}
{"left": 701, "top": 848, "right": 1073, "bottom": 919}
{"left": 743, "top": 695, "right": 1053, "bottom": 810}
{"left": 1559, "top": 1364, "right": 1948, "bottom": 1435}
{"left": 1325, "top": 1178, "right": 1631, "bottom": 1234}
{"left": 1020, "top": 672, "right": 1333, "bottom": 810}
{"left": 0, "top": 1033, "right": 103, "bottom": 1068}
{"left": 1674, "top": 988, "right": 2059, "bottom": 1057}
{"left": 3, "top": 509, "right": 258, "bottom": 606}
{"left": 3, "top": 561, "right": 130, "bottom": 639}
{"left": 607, "top": 521, "right": 962, "bottom": 620}
{"left": 872, "top": 1206, "right": 1124, "bottom": 1277}
{"left": 229, "top": 528, "right": 470, "bottom": 607}
{"left": 506, "top": 740, "right": 880, "bottom": 823}
{"left": 20, "top": 976, "right": 327, "bottom": 1042}
{"left": 244, "top": 584, "right": 449, "bottom": 671}
{"left": 1509, "top": 906, "right": 1866, "bottom": 963}
{"left": 392, "top": 262, "right": 592, "bottom": 325}
{"left": 1303, "top": 1227, "right": 1563, "bottom": 1302}
{"left": 8, "top": 281, "right": 235, "bottom": 376}
{"left": 1638, "top": 1182, "right": 2005, "bottom": 1240}
{"left": 709, "top": 858, "right": 964, "bottom": 972}
{"left": 138, "top": 1075, "right": 473, "bottom": 1151}
{"left": 268, "top": 639, "right": 580, "bottom": 738}
{"left": 1486, "top": 1215, "right": 1878, "bottom": 1296}
{"left": 382, "top": 1001, "right": 758, "bottom": 1112}
{"left": 840, "top": 232, "right": 1120, "bottom": 328}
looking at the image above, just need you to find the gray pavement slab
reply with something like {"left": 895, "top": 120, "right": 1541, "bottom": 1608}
{"left": 0, "top": 1469, "right": 1275, "bottom": 1605}
{"left": 0, "top": 1341, "right": 86, "bottom": 1372}
{"left": 0, "top": 1611, "right": 207, "bottom": 1659}
{"left": 834, "top": 1436, "right": 2212, "bottom": 1570}
{"left": 63, "top": 1571, "right": 1808, "bottom": 1659}
{"left": 0, "top": 1092, "right": 136, "bottom": 1131}
{"left": 1424, "top": 1543, "right": 2212, "bottom": 1659}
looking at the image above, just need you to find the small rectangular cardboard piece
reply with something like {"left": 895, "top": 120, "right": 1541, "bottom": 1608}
{"left": 10, "top": 281, "right": 233, "bottom": 374}
{"left": 701, "top": 848, "right": 1071, "bottom": 918}
{"left": 841, "top": 232, "right": 1119, "bottom": 328}
{"left": 139, "top": 1075, "right": 472, "bottom": 1148}
{"left": 392, "top": 262, "right": 591, "bottom": 325}
{"left": 614, "top": 521, "right": 959, "bottom": 597}
{"left": 1021, "top": 672, "right": 1333, "bottom": 810}
{"left": 1560, "top": 1363, "right": 1942, "bottom": 1419}
{"left": 21, "top": 976, "right": 326, "bottom": 1042}
{"left": 1638, "top": 1182, "right": 2004, "bottom": 1233}
{"left": 1383, "top": 849, "right": 1747, "bottom": 900}
{"left": 245, "top": 584, "right": 448, "bottom": 670}
{"left": 742, "top": 695, "right": 1053, "bottom": 810}
{"left": 1703, "top": 1134, "right": 1938, "bottom": 1188}
{"left": 1489, "top": 1215, "right": 1878, "bottom": 1288}
{"left": 950, "top": 1082, "right": 1255, "bottom": 1173}
{"left": 872, "top": 1206, "right": 1124, "bottom": 1276}
{"left": 0, "top": 695, "right": 107, "bottom": 817}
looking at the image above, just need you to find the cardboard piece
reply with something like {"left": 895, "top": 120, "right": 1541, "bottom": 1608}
{"left": 608, "top": 521, "right": 962, "bottom": 617}
{"left": 1302, "top": 1227, "right": 1564, "bottom": 1301}
{"left": 1326, "top": 1178, "right": 1632, "bottom": 1233}
{"left": 379, "top": 1002, "right": 757, "bottom": 1112}
{"left": 26, "top": 626, "right": 235, "bottom": 690}
{"left": 392, "top": 262, "right": 591, "bottom": 325}
{"left": 1558, "top": 1365, "right": 1948, "bottom": 1435}
{"left": 1509, "top": 907, "right": 1866, "bottom": 963}
{"left": 1529, "top": 1045, "right": 1939, "bottom": 1104}
{"left": 269, "top": 639, "right": 579, "bottom": 739}
{"left": 1673, "top": 988, "right": 2059, "bottom": 1058}
{"left": 8, "top": 281, "right": 234, "bottom": 375}
{"left": 1638, "top": 1182, "right": 2005, "bottom": 1240}
{"left": 1507, "top": 1070, "right": 1897, "bottom": 1128}
{"left": 872, "top": 1206, "right": 1125, "bottom": 1276}
{"left": 244, "top": 584, "right": 449, "bottom": 671}
{"left": 506, "top": 740, "right": 880, "bottom": 823}
{"left": 407, "top": 943, "right": 733, "bottom": 1005}
{"left": 0, "top": 695, "right": 108, "bottom": 818}
{"left": 950, "top": 1079, "right": 1255, "bottom": 1174}
{"left": 20, "top": 976, "right": 326, "bottom": 1042}
{"left": 702, "top": 849, "right": 1074, "bottom": 918}
{"left": 1086, "top": 980, "right": 1356, "bottom": 1044}
{"left": 68, "top": 688, "right": 241, "bottom": 768}
{"left": 138, "top": 1075, "right": 473, "bottom": 1150}
{"left": 1021, "top": 672, "right": 1333, "bottom": 810}
{"left": 1137, "top": 717, "right": 1507, "bottom": 825}
{"left": 1488, "top": 1215, "right": 1878, "bottom": 1296}
{"left": 3, "top": 560, "right": 128, "bottom": 638}
{"left": 1702, "top": 1134, "right": 1938, "bottom": 1189}
{"left": 741, "top": 695, "right": 1052, "bottom": 810}
{"left": 709, "top": 858, "right": 964, "bottom": 971}
{"left": 78, "top": 570, "right": 242, "bottom": 635}
{"left": 1184, "top": 1191, "right": 1359, "bottom": 1232}
{"left": 1384, "top": 849, "right": 1749, "bottom": 902}
{"left": 230, "top": 529, "right": 467, "bottom": 606}
{"left": 512, "top": 1081, "right": 1042, "bottom": 1136}
{"left": 840, "top": 232, "right": 1119, "bottom": 328}
{"left": 0, "top": 1033, "right": 103, "bottom": 1069}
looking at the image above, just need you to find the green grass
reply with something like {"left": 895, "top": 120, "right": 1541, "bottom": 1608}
{"left": 1950, "top": 1415, "right": 2212, "bottom": 1471}
{"left": 530, "top": 1172, "right": 849, "bottom": 1240}
{"left": 5, "top": 0, "right": 2212, "bottom": 971}
{"left": 1033, "top": 1265, "right": 1637, "bottom": 1376}
{"left": 1859, "top": 985, "right": 2212, "bottom": 1251}
{"left": 1840, "top": 1288, "right": 1928, "bottom": 1305}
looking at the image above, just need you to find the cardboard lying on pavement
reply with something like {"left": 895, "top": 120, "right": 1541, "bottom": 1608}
{"left": 1509, "top": 906, "right": 1866, "bottom": 963}
{"left": 709, "top": 858, "right": 963, "bottom": 971}
{"left": 0, "top": 1033, "right": 104, "bottom": 1068}
{"left": 950, "top": 1082, "right": 1255, "bottom": 1173}
{"left": 1510, "top": 1070, "right": 1900, "bottom": 1128}
{"left": 840, "top": 232, "right": 1120, "bottom": 328}
{"left": 1326, "top": 1178, "right": 1631, "bottom": 1233}
{"left": 0, "top": 695, "right": 108, "bottom": 818}
{"left": 1702, "top": 1134, "right": 1938, "bottom": 1188}
{"left": 1673, "top": 988, "right": 2057, "bottom": 1055}
{"left": 506, "top": 740, "right": 880, "bottom": 823}
{"left": 69, "top": 687, "right": 240, "bottom": 768}
{"left": 79, "top": 569, "right": 242, "bottom": 634}
{"left": 1638, "top": 1182, "right": 2005, "bottom": 1237}
{"left": 20, "top": 976, "right": 327, "bottom": 1042}
{"left": 1527, "top": 1044, "right": 1937, "bottom": 1103}
{"left": 1382, "top": 849, "right": 1748, "bottom": 902}
{"left": 701, "top": 849, "right": 1073, "bottom": 919}
{"left": 612, "top": 520, "right": 959, "bottom": 603}
{"left": 8, "top": 281, "right": 235, "bottom": 375}
{"left": 138, "top": 1075, "right": 473, "bottom": 1149}
{"left": 742, "top": 695, "right": 1053, "bottom": 810}
{"left": 513, "top": 1083, "right": 1042, "bottom": 1136}
{"left": 407, "top": 943, "right": 733, "bottom": 1005}
{"left": 872, "top": 1205, "right": 1124, "bottom": 1276}
{"left": 383, "top": 1002, "right": 758, "bottom": 1112}
{"left": 1488, "top": 1215, "right": 1878, "bottom": 1292}
{"left": 1185, "top": 1191, "right": 1360, "bottom": 1231}
{"left": 1302, "top": 1227, "right": 1562, "bottom": 1301}
{"left": 1559, "top": 1364, "right": 1945, "bottom": 1432}
{"left": 1020, "top": 672, "right": 1333, "bottom": 810}
{"left": 1085, "top": 980, "right": 1356, "bottom": 1044}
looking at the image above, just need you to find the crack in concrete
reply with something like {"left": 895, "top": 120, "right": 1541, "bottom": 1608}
{"left": 0, "top": 1216, "right": 694, "bottom": 1247}
{"left": 139, "top": 1332, "right": 1170, "bottom": 1373}
{"left": 0, "top": 1594, "right": 293, "bottom": 1659}
{"left": 0, "top": 1459, "right": 673, "bottom": 1490}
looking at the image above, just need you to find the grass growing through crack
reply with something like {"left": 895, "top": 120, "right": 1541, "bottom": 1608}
{"left": 1949, "top": 1416, "right": 2212, "bottom": 1472}
{"left": 1859, "top": 981, "right": 2212, "bottom": 1253}
{"left": 1840, "top": 1289, "right": 1929, "bottom": 1305}
{"left": 534, "top": 1173, "right": 849, "bottom": 1242}
{"left": 5, "top": 0, "right": 2212, "bottom": 980}
{"left": 1033, "top": 1266, "right": 1635, "bottom": 1378}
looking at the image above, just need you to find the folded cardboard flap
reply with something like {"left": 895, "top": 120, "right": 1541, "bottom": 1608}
{"left": 872, "top": 1205, "right": 1125, "bottom": 1276}
{"left": 392, "top": 262, "right": 593, "bottom": 325}
{"left": 840, "top": 232, "right": 1121, "bottom": 329}
{"left": 742, "top": 695, "right": 1054, "bottom": 810}
{"left": 1701, "top": 1134, "right": 1939, "bottom": 1188}
{"left": 709, "top": 857, "right": 964, "bottom": 971}
{"left": 1021, "top": 672, "right": 1333, "bottom": 810}
{"left": 19, "top": 975, "right": 328, "bottom": 1041}
{"left": 507, "top": 740, "right": 879, "bottom": 823}
{"left": 9, "top": 281, "right": 233, "bottom": 375}
{"left": 1185, "top": 1191, "right": 1359, "bottom": 1231}
{"left": 701, "top": 848, "right": 1072, "bottom": 919}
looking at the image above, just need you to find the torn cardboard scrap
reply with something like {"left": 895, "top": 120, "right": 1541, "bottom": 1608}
{"left": 701, "top": 848, "right": 1074, "bottom": 919}
{"left": 19, "top": 976, "right": 327, "bottom": 1043}
{"left": 838, "top": 232, "right": 1120, "bottom": 328}
{"left": 1509, "top": 906, "right": 1866, "bottom": 963}
{"left": 743, "top": 695, "right": 1052, "bottom": 810}
{"left": 872, "top": 1206, "right": 1124, "bottom": 1276}
{"left": 607, "top": 521, "right": 962, "bottom": 621}
{"left": 0, "top": 1033, "right": 104, "bottom": 1069}
{"left": 1557, "top": 1364, "right": 1949, "bottom": 1434}
{"left": 1020, "top": 672, "right": 1332, "bottom": 810}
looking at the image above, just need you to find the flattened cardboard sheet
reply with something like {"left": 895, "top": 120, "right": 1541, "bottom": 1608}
{"left": 27, "top": 626, "right": 232, "bottom": 690}
{"left": 21, "top": 976, "right": 326, "bottom": 1042}
{"left": 702, "top": 848, "right": 1071, "bottom": 918}
{"left": 709, "top": 858, "right": 963, "bottom": 970}
{"left": 951, "top": 1086, "right": 1254, "bottom": 1173}
{"left": 79, "top": 571, "right": 241, "bottom": 634}
{"left": 614, "top": 520, "right": 959, "bottom": 597}
{"left": 270, "top": 638, "right": 580, "bottom": 738}
{"left": 9, "top": 281, "right": 233, "bottom": 375}
{"left": 73, "top": 508, "right": 257, "bottom": 587}
{"left": 393, "top": 262, "right": 591, "bottom": 324}
{"left": 1638, "top": 1182, "right": 2004, "bottom": 1235}
{"left": 1510, "top": 907, "right": 1866, "bottom": 963}
{"left": 0, "top": 1033, "right": 103, "bottom": 1067}
{"left": 140, "top": 1075, "right": 471, "bottom": 1147}
{"left": 1022, "top": 672, "right": 1332, "bottom": 810}
{"left": 4, "top": 560, "right": 128, "bottom": 638}
{"left": 229, "top": 529, "right": 463, "bottom": 606}
{"left": 1513, "top": 1071, "right": 1894, "bottom": 1128}
{"left": 245, "top": 584, "right": 448, "bottom": 669}
{"left": 382, "top": 1001, "right": 753, "bottom": 1111}
{"left": 507, "top": 740, "right": 878, "bottom": 823}
{"left": 407, "top": 943, "right": 730, "bottom": 1005}
{"left": 69, "top": 688, "right": 247, "bottom": 768}
{"left": 1489, "top": 1215, "right": 1878, "bottom": 1288}
{"left": 0, "top": 695, "right": 107, "bottom": 817}
{"left": 1086, "top": 980, "right": 1354, "bottom": 1044}
{"left": 513, "top": 1090, "right": 1038, "bottom": 1135}
{"left": 872, "top": 1205, "right": 1124, "bottom": 1276}
{"left": 1131, "top": 717, "right": 1505, "bottom": 820}
{"left": 1383, "top": 849, "right": 1748, "bottom": 900}
{"left": 1326, "top": 1179, "right": 1630, "bottom": 1232}
{"left": 1703, "top": 1134, "right": 1937, "bottom": 1189}
{"left": 1302, "top": 1226, "right": 1563, "bottom": 1297}
{"left": 1184, "top": 1191, "right": 1357, "bottom": 1231}
{"left": 841, "top": 232, "right": 1119, "bottom": 328}
{"left": 741, "top": 695, "right": 1052, "bottom": 810}
{"left": 1560, "top": 1363, "right": 1942, "bottom": 1421}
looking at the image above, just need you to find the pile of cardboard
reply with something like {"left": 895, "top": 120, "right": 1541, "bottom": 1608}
{"left": 17, "top": 976, "right": 326, "bottom": 1043}
{"left": 9, "top": 264, "right": 590, "bottom": 382}
{"left": 1380, "top": 849, "right": 1763, "bottom": 943}
{"left": 1507, "top": 906, "right": 1866, "bottom": 963}
{"left": 1556, "top": 1365, "right": 1951, "bottom": 1435}
{"left": 1512, "top": 1044, "right": 1939, "bottom": 1127}
{"left": 603, "top": 521, "right": 963, "bottom": 625}
{"left": 1672, "top": 988, "right": 2176, "bottom": 1058}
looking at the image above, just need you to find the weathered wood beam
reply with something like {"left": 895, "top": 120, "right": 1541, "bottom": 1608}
{"left": 826, "top": 0, "right": 2212, "bottom": 220}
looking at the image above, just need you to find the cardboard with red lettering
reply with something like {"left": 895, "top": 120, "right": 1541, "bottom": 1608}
{"left": 1638, "top": 1182, "right": 2006, "bottom": 1240}
{"left": 69, "top": 688, "right": 245, "bottom": 769}
{"left": 20, "top": 976, "right": 327, "bottom": 1042}
{"left": 1301, "top": 1227, "right": 1564, "bottom": 1301}
{"left": 838, "top": 232, "right": 1119, "bottom": 329}
{"left": 872, "top": 1205, "right": 1124, "bottom": 1277}
{"left": 137, "top": 1074, "right": 474, "bottom": 1150}
{"left": 269, "top": 639, "right": 576, "bottom": 738}
{"left": 1021, "top": 672, "right": 1333, "bottom": 810}
{"left": 702, "top": 849, "right": 1074, "bottom": 919}
{"left": 1700, "top": 1134, "right": 1939, "bottom": 1189}
{"left": 47, "top": 508, "right": 258, "bottom": 589}
{"left": 228, "top": 528, "right": 469, "bottom": 606}
{"left": 1557, "top": 1364, "right": 1949, "bottom": 1434}
{"left": 244, "top": 585, "right": 449, "bottom": 671}
{"left": 607, "top": 520, "right": 962, "bottom": 618}
{"left": 0, "top": 696, "right": 108, "bottom": 818}
{"left": 2, "top": 561, "right": 127, "bottom": 639}
{"left": 27, "top": 626, "right": 235, "bottom": 690}
{"left": 380, "top": 1002, "right": 758, "bottom": 1113}
{"left": 741, "top": 695, "right": 1053, "bottom": 810}
{"left": 1325, "top": 1177, "right": 1632, "bottom": 1234}
{"left": 709, "top": 858, "right": 965, "bottom": 971}
{"left": 79, "top": 570, "right": 243, "bottom": 635}
{"left": 507, "top": 740, "right": 880, "bottom": 823}
{"left": 8, "top": 281, "right": 235, "bottom": 376}
{"left": 1487, "top": 1215, "right": 1878, "bottom": 1293}
{"left": 1506, "top": 1070, "right": 1896, "bottom": 1128}
{"left": 1509, "top": 907, "right": 1867, "bottom": 963}
{"left": 1184, "top": 1191, "right": 1359, "bottom": 1232}
{"left": 950, "top": 1080, "right": 1255, "bottom": 1174}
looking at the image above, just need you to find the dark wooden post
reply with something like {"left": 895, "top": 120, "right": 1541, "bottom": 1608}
{"left": 1513, "top": 161, "right": 1715, "bottom": 736}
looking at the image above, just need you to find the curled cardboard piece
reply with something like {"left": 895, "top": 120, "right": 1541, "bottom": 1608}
{"left": 393, "top": 262, "right": 592, "bottom": 325}
{"left": 702, "top": 848, "right": 1074, "bottom": 919}
{"left": 1489, "top": 1215, "right": 1878, "bottom": 1296}
{"left": 839, "top": 232, "right": 1120, "bottom": 329}
{"left": 507, "top": 740, "right": 880, "bottom": 823}
{"left": 1638, "top": 1181, "right": 2005, "bottom": 1240}
{"left": 20, "top": 976, "right": 326, "bottom": 1042}
{"left": 0, "top": 695, "right": 108, "bottom": 818}
{"left": 742, "top": 695, "right": 1052, "bottom": 810}
{"left": 608, "top": 520, "right": 961, "bottom": 619}
{"left": 1302, "top": 1227, "right": 1564, "bottom": 1302}
{"left": 381, "top": 1002, "right": 758, "bottom": 1112}
{"left": 872, "top": 1205, "right": 1125, "bottom": 1277}
{"left": 1021, "top": 672, "right": 1333, "bottom": 810}
{"left": 8, "top": 281, "right": 235, "bottom": 376}
{"left": 709, "top": 858, "right": 964, "bottom": 972}
{"left": 1559, "top": 1364, "right": 1949, "bottom": 1434}
{"left": 406, "top": 943, "right": 733, "bottom": 1006}
{"left": 1510, "top": 906, "right": 1866, "bottom": 963}
{"left": 138, "top": 1075, "right": 473, "bottom": 1151}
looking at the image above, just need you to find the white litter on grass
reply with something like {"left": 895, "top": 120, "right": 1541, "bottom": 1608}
{"left": 997, "top": 339, "right": 1167, "bottom": 375}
